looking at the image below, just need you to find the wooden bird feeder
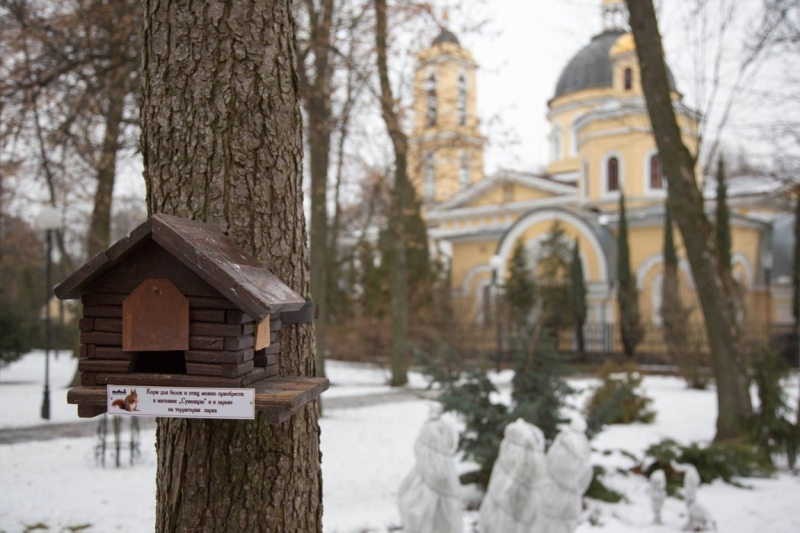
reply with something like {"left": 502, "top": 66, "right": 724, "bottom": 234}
{"left": 54, "top": 214, "right": 327, "bottom": 423}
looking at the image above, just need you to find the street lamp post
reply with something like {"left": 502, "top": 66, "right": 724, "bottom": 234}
{"left": 37, "top": 206, "right": 61, "bottom": 420}
{"left": 489, "top": 254, "right": 504, "bottom": 372}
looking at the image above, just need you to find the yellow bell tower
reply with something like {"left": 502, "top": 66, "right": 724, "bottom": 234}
{"left": 409, "top": 26, "right": 485, "bottom": 205}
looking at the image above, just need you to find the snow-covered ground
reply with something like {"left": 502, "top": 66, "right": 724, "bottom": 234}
{"left": 1, "top": 352, "right": 799, "bottom": 532}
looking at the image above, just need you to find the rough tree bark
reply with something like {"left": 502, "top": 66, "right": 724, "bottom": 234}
{"left": 141, "top": 1, "right": 322, "bottom": 531}
{"left": 375, "top": 0, "right": 409, "bottom": 386}
{"left": 297, "top": 0, "right": 334, "bottom": 379}
{"left": 626, "top": 0, "right": 753, "bottom": 440}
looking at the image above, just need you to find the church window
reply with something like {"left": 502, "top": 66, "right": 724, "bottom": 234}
{"left": 650, "top": 154, "right": 664, "bottom": 189}
{"left": 551, "top": 126, "right": 563, "bottom": 162}
{"left": 624, "top": 68, "right": 633, "bottom": 91}
{"left": 425, "top": 73, "right": 437, "bottom": 128}
{"left": 459, "top": 151, "right": 470, "bottom": 189}
{"left": 424, "top": 152, "right": 436, "bottom": 201}
{"left": 607, "top": 157, "right": 620, "bottom": 192}
{"left": 457, "top": 73, "right": 468, "bottom": 126}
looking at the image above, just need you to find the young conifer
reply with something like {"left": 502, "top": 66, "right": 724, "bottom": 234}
{"left": 570, "top": 238, "right": 587, "bottom": 356}
{"left": 793, "top": 190, "right": 800, "bottom": 327}
{"left": 505, "top": 241, "right": 536, "bottom": 331}
{"left": 715, "top": 158, "right": 732, "bottom": 278}
{"left": 617, "top": 194, "right": 644, "bottom": 357}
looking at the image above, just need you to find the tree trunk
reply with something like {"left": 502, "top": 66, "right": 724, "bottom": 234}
{"left": 626, "top": 0, "right": 753, "bottom": 440}
{"left": 299, "top": 0, "right": 334, "bottom": 380}
{"left": 86, "top": 80, "right": 125, "bottom": 258}
{"left": 375, "top": 0, "right": 409, "bottom": 386}
{"left": 141, "top": 1, "right": 322, "bottom": 530}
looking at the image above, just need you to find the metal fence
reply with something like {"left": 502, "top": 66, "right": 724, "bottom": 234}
{"left": 454, "top": 322, "right": 800, "bottom": 368}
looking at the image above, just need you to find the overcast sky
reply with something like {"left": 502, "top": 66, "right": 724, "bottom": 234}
{"left": 115, "top": 0, "right": 792, "bottom": 204}
{"left": 457, "top": 0, "right": 786, "bottom": 176}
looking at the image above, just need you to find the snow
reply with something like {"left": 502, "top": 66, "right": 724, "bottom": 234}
{"left": 1, "top": 352, "right": 799, "bottom": 532}
{"left": 0, "top": 350, "right": 80, "bottom": 429}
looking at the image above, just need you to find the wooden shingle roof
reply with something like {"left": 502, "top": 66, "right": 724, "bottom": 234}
{"left": 54, "top": 214, "right": 306, "bottom": 322}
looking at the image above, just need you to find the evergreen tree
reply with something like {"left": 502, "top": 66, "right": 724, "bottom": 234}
{"left": 0, "top": 297, "right": 29, "bottom": 380}
{"left": 570, "top": 238, "right": 587, "bottom": 356}
{"left": 509, "top": 330, "right": 574, "bottom": 441}
{"left": 715, "top": 158, "right": 732, "bottom": 278}
{"left": 793, "top": 189, "right": 800, "bottom": 327}
{"left": 421, "top": 326, "right": 574, "bottom": 489}
{"left": 537, "top": 221, "right": 573, "bottom": 331}
{"left": 505, "top": 241, "right": 536, "bottom": 331}
{"left": 617, "top": 194, "right": 644, "bottom": 357}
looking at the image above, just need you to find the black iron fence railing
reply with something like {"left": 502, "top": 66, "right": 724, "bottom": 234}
{"left": 450, "top": 322, "right": 799, "bottom": 368}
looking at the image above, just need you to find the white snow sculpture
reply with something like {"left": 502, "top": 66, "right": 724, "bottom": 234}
{"left": 398, "top": 403, "right": 463, "bottom": 533}
{"left": 683, "top": 465, "right": 701, "bottom": 505}
{"left": 533, "top": 416, "right": 593, "bottom": 533}
{"left": 683, "top": 501, "right": 716, "bottom": 531}
{"left": 681, "top": 465, "right": 715, "bottom": 531}
{"left": 478, "top": 419, "right": 547, "bottom": 533}
{"left": 649, "top": 469, "right": 667, "bottom": 524}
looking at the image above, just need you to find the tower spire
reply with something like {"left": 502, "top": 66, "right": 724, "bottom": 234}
{"left": 602, "top": 0, "right": 628, "bottom": 31}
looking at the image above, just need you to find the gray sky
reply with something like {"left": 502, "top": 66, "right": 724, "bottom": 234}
{"left": 114, "top": 0, "right": 792, "bottom": 207}
{"left": 460, "top": 0, "right": 789, "bottom": 176}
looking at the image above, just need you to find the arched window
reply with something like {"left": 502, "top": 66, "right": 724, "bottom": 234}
{"left": 425, "top": 73, "right": 437, "bottom": 128}
{"left": 457, "top": 73, "right": 468, "bottom": 126}
{"left": 459, "top": 151, "right": 470, "bottom": 189}
{"left": 551, "top": 126, "right": 562, "bottom": 162}
{"left": 423, "top": 152, "right": 436, "bottom": 201}
{"left": 607, "top": 156, "right": 620, "bottom": 192}
{"left": 650, "top": 154, "right": 663, "bottom": 189}
{"left": 624, "top": 68, "right": 633, "bottom": 91}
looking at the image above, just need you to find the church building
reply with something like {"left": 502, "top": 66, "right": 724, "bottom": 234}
{"left": 408, "top": 0, "right": 793, "bottom": 347}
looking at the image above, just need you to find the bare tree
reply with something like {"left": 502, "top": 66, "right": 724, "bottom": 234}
{"left": 297, "top": 0, "right": 334, "bottom": 379}
{"left": 140, "top": 0, "right": 321, "bottom": 530}
{"left": 626, "top": 0, "right": 753, "bottom": 440}
{"left": 0, "top": 0, "right": 140, "bottom": 260}
{"left": 374, "top": 0, "right": 414, "bottom": 386}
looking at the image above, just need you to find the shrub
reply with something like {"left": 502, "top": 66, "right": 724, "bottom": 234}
{"left": 585, "top": 465, "right": 625, "bottom": 502}
{"left": 419, "top": 327, "right": 574, "bottom": 489}
{"left": 585, "top": 360, "right": 655, "bottom": 437}
{"left": 748, "top": 349, "right": 800, "bottom": 470}
{"left": 0, "top": 305, "right": 30, "bottom": 379}
{"left": 640, "top": 438, "right": 773, "bottom": 495}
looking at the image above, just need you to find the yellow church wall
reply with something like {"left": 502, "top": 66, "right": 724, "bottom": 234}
{"left": 731, "top": 226, "right": 762, "bottom": 287}
{"left": 546, "top": 103, "right": 597, "bottom": 175}
{"left": 581, "top": 124, "right": 656, "bottom": 200}
{"left": 451, "top": 239, "right": 499, "bottom": 290}
{"left": 579, "top": 113, "right": 698, "bottom": 204}
{"left": 638, "top": 263, "right": 702, "bottom": 327}
{"left": 409, "top": 143, "right": 485, "bottom": 203}
{"left": 547, "top": 157, "right": 581, "bottom": 176}
{"left": 509, "top": 221, "right": 603, "bottom": 282}
{"left": 628, "top": 226, "right": 665, "bottom": 272}
{"left": 464, "top": 182, "right": 555, "bottom": 208}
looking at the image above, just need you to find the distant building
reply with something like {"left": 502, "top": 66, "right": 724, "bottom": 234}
{"left": 410, "top": 0, "right": 793, "bottom": 346}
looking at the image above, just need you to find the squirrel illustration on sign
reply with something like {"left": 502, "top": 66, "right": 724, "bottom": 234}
{"left": 111, "top": 389, "right": 139, "bottom": 412}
